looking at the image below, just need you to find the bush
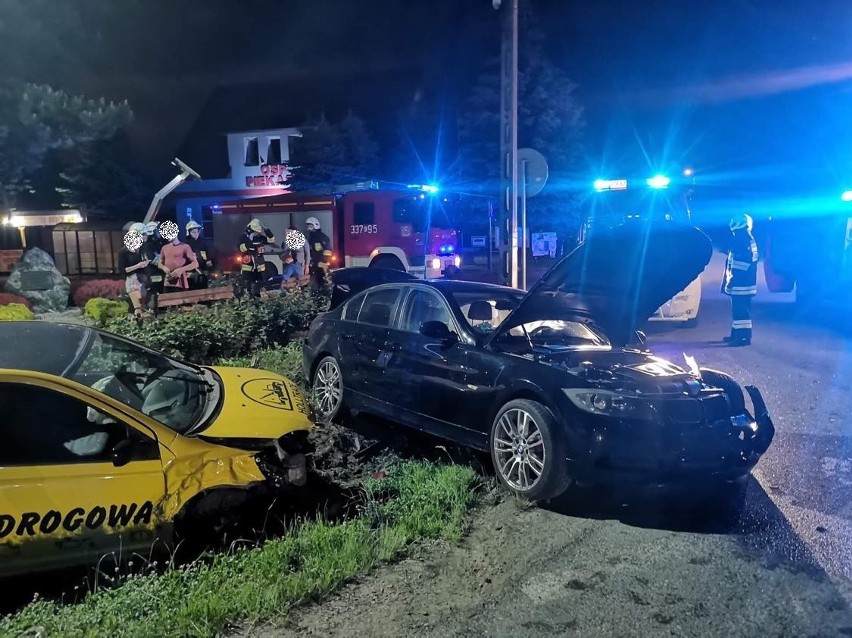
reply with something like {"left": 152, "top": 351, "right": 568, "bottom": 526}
{"left": 105, "top": 287, "right": 328, "bottom": 365}
{"left": 72, "top": 278, "right": 125, "bottom": 308}
{"left": 0, "top": 303, "right": 35, "bottom": 321}
{"left": 219, "top": 342, "right": 306, "bottom": 388}
{"left": 84, "top": 297, "right": 130, "bottom": 326}
{"left": 0, "top": 292, "right": 32, "bottom": 309}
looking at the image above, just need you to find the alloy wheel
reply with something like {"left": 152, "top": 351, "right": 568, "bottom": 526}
{"left": 313, "top": 359, "right": 343, "bottom": 419}
{"left": 492, "top": 408, "right": 546, "bottom": 491}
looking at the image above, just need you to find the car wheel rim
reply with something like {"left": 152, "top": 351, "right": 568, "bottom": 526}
{"left": 493, "top": 408, "right": 545, "bottom": 492}
{"left": 314, "top": 361, "right": 342, "bottom": 418}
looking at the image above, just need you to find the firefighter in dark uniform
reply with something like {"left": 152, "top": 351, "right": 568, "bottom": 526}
{"left": 141, "top": 221, "right": 170, "bottom": 307}
{"left": 185, "top": 220, "right": 215, "bottom": 289}
{"left": 305, "top": 216, "right": 332, "bottom": 289}
{"left": 238, "top": 218, "right": 275, "bottom": 297}
{"left": 722, "top": 213, "right": 758, "bottom": 346}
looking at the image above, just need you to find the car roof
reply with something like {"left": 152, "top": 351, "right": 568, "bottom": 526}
{"left": 420, "top": 279, "right": 524, "bottom": 296}
{"left": 0, "top": 322, "right": 93, "bottom": 376}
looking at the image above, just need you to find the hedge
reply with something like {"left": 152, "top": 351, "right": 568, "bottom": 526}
{"left": 84, "top": 298, "right": 130, "bottom": 326}
{"left": 72, "top": 279, "right": 126, "bottom": 308}
{"left": 104, "top": 286, "right": 329, "bottom": 365}
{"left": 0, "top": 303, "right": 35, "bottom": 321}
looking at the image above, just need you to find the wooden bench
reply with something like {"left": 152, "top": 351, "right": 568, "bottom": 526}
{"left": 152, "top": 285, "right": 234, "bottom": 312}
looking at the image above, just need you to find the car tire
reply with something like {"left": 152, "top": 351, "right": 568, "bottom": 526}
{"left": 490, "top": 399, "right": 571, "bottom": 502}
{"left": 312, "top": 355, "right": 347, "bottom": 424}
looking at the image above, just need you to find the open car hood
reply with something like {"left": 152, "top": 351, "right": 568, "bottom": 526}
{"left": 491, "top": 223, "right": 713, "bottom": 346}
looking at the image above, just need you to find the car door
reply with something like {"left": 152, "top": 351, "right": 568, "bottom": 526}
{"left": 384, "top": 287, "right": 483, "bottom": 446}
{"left": 0, "top": 377, "right": 167, "bottom": 577}
{"left": 335, "top": 286, "right": 403, "bottom": 413}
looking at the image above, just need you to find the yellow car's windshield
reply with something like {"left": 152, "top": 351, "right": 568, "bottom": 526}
{"left": 69, "top": 332, "right": 213, "bottom": 434}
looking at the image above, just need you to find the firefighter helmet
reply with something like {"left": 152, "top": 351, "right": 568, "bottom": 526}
{"left": 144, "top": 221, "right": 159, "bottom": 236}
{"left": 729, "top": 213, "right": 753, "bottom": 232}
{"left": 128, "top": 222, "right": 146, "bottom": 235}
{"left": 248, "top": 218, "right": 264, "bottom": 233}
{"left": 186, "top": 220, "right": 203, "bottom": 233}
{"left": 305, "top": 217, "right": 321, "bottom": 230}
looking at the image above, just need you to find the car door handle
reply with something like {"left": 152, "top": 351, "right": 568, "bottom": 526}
{"left": 384, "top": 341, "right": 402, "bottom": 352}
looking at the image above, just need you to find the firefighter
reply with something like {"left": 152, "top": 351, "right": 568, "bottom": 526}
{"left": 238, "top": 218, "right": 275, "bottom": 297}
{"left": 141, "top": 221, "right": 170, "bottom": 305}
{"left": 722, "top": 213, "right": 758, "bottom": 346}
{"left": 305, "top": 216, "right": 332, "bottom": 289}
{"left": 185, "top": 220, "right": 215, "bottom": 289}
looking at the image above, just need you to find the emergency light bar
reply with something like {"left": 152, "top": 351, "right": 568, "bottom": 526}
{"left": 842, "top": 190, "right": 852, "bottom": 202}
{"left": 593, "top": 179, "right": 628, "bottom": 191}
{"left": 646, "top": 175, "right": 671, "bottom": 189}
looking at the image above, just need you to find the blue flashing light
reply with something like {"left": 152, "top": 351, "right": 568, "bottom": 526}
{"left": 438, "top": 244, "right": 455, "bottom": 255}
{"left": 646, "top": 175, "right": 671, "bottom": 189}
{"left": 423, "top": 184, "right": 439, "bottom": 194}
{"left": 842, "top": 190, "right": 852, "bottom": 202}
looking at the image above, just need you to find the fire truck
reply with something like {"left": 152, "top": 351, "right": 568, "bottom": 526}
{"left": 580, "top": 171, "right": 702, "bottom": 325}
{"left": 209, "top": 185, "right": 462, "bottom": 281}
{"left": 762, "top": 190, "right": 852, "bottom": 307}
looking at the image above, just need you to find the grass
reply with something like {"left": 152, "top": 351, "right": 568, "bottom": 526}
{"left": 0, "top": 461, "right": 479, "bottom": 638}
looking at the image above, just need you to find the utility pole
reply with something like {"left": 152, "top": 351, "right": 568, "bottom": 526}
{"left": 494, "top": 0, "right": 519, "bottom": 288}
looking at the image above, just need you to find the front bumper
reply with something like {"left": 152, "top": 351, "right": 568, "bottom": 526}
{"left": 564, "top": 386, "right": 774, "bottom": 487}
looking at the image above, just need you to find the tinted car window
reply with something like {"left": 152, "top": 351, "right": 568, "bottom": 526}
{"left": 342, "top": 293, "right": 366, "bottom": 321}
{"left": 0, "top": 383, "right": 158, "bottom": 467}
{"left": 400, "top": 289, "right": 452, "bottom": 333}
{"left": 357, "top": 288, "right": 401, "bottom": 327}
{"left": 450, "top": 291, "right": 521, "bottom": 335}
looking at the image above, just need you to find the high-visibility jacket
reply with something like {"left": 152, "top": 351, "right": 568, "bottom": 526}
{"left": 187, "top": 237, "right": 215, "bottom": 272}
{"left": 239, "top": 228, "right": 275, "bottom": 273}
{"left": 723, "top": 230, "right": 758, "bottom": 296}
{"left": 308, "top": 230, "right": 333, "bottom": 270}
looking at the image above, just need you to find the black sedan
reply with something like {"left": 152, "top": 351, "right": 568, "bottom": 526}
{"left": 303, "top": 224, "right": 775, "bottom": 502}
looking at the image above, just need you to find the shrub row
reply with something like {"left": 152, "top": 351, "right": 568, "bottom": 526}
{"left": 72, "top": 279, "right": 126, "bottom": 308}
{"left": 219, "top": 342, "right": 307, "bottom": 388}
{"left": 0, "top": 303, "right": 35, "bottom": 321}
{"left": 0, "top": 292, "right": 31, "bottom": 309}
{"left": 105, "top": 286, "right": 329, "bottom": 365}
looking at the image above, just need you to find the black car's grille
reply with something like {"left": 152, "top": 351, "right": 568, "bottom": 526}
{"left": 659, "top": 394, "right": 729, "bottom": 425}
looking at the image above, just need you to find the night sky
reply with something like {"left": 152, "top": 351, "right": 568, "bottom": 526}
{"left": 2, "top": 0, "right": 851, "bottom": 199}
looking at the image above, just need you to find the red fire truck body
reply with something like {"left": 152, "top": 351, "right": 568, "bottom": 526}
{"left": 212, "top": 187, "right": 461, "bottom": 279}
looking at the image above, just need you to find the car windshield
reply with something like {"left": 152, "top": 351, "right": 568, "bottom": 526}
{"left": 508, "top": 320, "right": 611, "bottom": 350}
{"left": 67, "top": 332, "right": 212, "bottom": 434}
{"left": 450, "top": 291, "right": 523, "bottom": 335}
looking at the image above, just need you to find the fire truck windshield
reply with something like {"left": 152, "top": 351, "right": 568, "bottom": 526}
{"left": 392, "top": 195, "right": 454, "bottom": 232}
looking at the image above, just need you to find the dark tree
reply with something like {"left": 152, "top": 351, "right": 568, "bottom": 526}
{"left": 0, "top": 80, "right": 131, "bottom": 206}
{"left": 288, "top": 112, "right": 380, "bottom": 191}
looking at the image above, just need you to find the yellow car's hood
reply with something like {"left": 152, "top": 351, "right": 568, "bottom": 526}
{"left": 200, "top": 366, "right": 313, "bottom": 441}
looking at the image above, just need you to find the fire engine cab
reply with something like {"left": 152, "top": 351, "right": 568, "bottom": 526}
{"left": 207, "top": 185, "right": 462, "bottom": 280}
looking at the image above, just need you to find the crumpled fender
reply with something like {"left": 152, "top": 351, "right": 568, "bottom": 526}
{"left": 160, "top": 448, "right": 266, "bottom": 519}
{"left": 745, "top": 385, "right": 775, "bottom": 454}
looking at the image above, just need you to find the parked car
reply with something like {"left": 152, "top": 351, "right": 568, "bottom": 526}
{"left": 303, "top": 223, "right": 775, "bottom": 502}
{"left": 0, "top": 322, "right": 313, "bottom": 577}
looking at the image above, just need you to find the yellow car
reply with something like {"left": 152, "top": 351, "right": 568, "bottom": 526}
{"left": 0, "top": 321, "right": 313, "bottom": 577}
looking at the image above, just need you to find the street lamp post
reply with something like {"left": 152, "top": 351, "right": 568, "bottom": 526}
{"left": 494, "top": 0, "right": 520, "bottom": 288}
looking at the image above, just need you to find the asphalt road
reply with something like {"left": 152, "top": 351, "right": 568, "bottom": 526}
{"left": 268, "top": 256, "right": 852, "bottom": 637}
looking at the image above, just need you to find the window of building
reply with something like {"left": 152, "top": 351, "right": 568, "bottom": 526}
{"left": 266, "top": 137, "right": 282, "bottom": 165}
{"left": 0, "top": 383, "right": 159, "bottom": 467}
{"left": 353, "top": 202, "right": 375, "bottom": 225}
{"left": 244, "top": 137, "right": 259, "bottom": 166}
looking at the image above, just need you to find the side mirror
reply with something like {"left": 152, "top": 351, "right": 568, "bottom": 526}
{"left": 111, "top": 437, "right": 158, "bottom": 467}
{"left": 419, "top": 321, "right": 458, "bottom": 345}
{"left": 111, "top": 439, "right": 136, "bottom": 467}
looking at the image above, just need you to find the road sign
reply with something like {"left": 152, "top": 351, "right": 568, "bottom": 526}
{"left": 518, "top": 148, "right": 548, "bottom": 197}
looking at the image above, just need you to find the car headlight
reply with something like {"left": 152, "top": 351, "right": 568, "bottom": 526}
{"left": 562, "top": 388, "right": 652, "bottom": 419}
{"left": 454, "top": 255, "right": 461, "bottom": 267}
{"left": 431, "top": 257, "right": 441, "bottom": 270}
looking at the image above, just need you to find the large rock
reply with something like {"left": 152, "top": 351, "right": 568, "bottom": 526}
{"left": 4, "top": 248, "right": 71, "bottom": 313}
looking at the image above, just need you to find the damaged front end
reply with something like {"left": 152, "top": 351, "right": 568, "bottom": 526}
{"left": 199, "top": 429, "right": 312, "bottom": 489}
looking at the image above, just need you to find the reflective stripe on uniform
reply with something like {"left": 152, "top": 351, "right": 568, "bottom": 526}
{"left": 732, "top": 320, "right": 753, "bottom": 329}
{"left": 728, "top": 285, "right": 757, "bottom": 295}
{"left": 731, "top": 260, "right": 751, "bottom": 270}
{"left": 239, "top": 243, "right": 248, "bottom": 252}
